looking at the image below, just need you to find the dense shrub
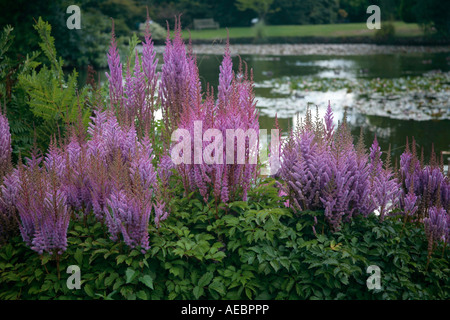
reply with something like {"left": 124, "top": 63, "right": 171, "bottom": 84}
{"left": 0, "top": 181, "right": 448, "bottom": 300}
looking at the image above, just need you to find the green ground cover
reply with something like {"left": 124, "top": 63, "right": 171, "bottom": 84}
{"left": 185, "top": 22, "right": 424, "bottom": 40}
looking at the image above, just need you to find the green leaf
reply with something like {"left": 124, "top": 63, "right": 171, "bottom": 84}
{"left": 105, "top": 273, "right": 118, "bottom": 287}
{"left": 125, "top": 268, "right": 136, "bottom": 284}
{"left": 193, "top": 286, "right": 204, "bottom": 299}
{"left": 116, "top": 255, "right": 127, "bottom": 265}
{"left": 209, "top": 280, "right": 225, "bottom": 296}
{"left": 74, "top": 248, "right": 83, "bottom": 266}
{"left": 136, "top": 290, "right": 147, "bottom": 300}
{"left": 245, "top": 287, "right": 253, "bottom": 299}
{"left": 84, "top": 284, "right": 94, "bottom": 298}
{"left": 270, "top": 260, "right": 280, "bottom": 272}
{"left": 198, "top": 272, "right": 214, "bottom": 287}
{"left": 139, "top": 275, "right": 154, "bottom": 290}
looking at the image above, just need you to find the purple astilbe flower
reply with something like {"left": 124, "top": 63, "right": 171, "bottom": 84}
{"left": 1, "top": 168, "right": 20, "bottom": 211}
{"left": 154, "top": 200, "right": 170, "bottom": 228}
{"left": 217, "top": 32, "right": 233, "bottom": 109}
{"left": 15, "top": 161, "right": 70, "bottom": 255}
{"left": 31, "top": 186, "right": 70, "bottom": 255}
{"left": 280, "top": 129, "right": 327, "bottom": 212}
{"left": 418, "top": 166, "right": 449, "bottom": 210}
{"left": 130, "top": 136, "right": 157, "bottom": 190}
{"left": 368, "top": 136, "right": 400, "bottom": 221}
{"left": 424, "top": 206, "right": 448, "bottom": 268}
{"left": 398, "top": 139, "right": 449, "bottom": 216}
{"left": 44, "top": 141, "right": 67, "bottom": 181}
{"left": 87, "top": 112, "right": 137, "bottom": 163}
{"left": 15, "top": 161, "right": 45, "bottom": 246}
{"left": 403, "top": 190, "right": 418, "bottom": 216}
{"left": 123, "top": 50, "right": 146, "bottom": 125}
{"left": 164, "top": 22, "right": 259, "bottom": 205}
{"left": 0, "top": 111, "right": 12, "bottom": 176}
{"left": 0, "top": 168, "right": 20, "bottom": 241}
{"left": 399, "top": 140, "right": 422, "bottom": 195}
{"left": 105, "top": 187, "right": 152, "bottom": 252}
{"left": 424, "top": 206, "right": 448, "bottom": 244}
{"left": 280, "top": 105, "right": 373, "bottom": 231}
{"left": 141, "top": 12, "right": 160, "bottom": 139}
{"left": 62, "top": 138, "right": 92, "bottom": 213}
{"left": 159, "top": 16, "right": 191, "bottom": 144}
{"left": 152, "top": 153, "right": 175, "bottom": 227}
{"left": 323, "top": 101, "right": 335, "bottom": 141}
{"left": 87, "top": 108, "right": 109, "bottom": 138}
{"left": 279, "top": 130, "right": 301, "bottom": 197}
{"left": 158, "top": 153, "right": 175, "bottom": 187}
{"left": 321, "top": 145, "right": 372, "bottom": 231}
{"left": 213, "top": 60, "right": 259, "bottom": 202}
{"left": 105, "top": 20, "right": 124, "bottom": 110}
{"left": 87, "top": 154, "right": 111, "bottom": 220}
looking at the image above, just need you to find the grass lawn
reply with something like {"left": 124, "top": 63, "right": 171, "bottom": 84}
{"left": 185, "top": 22, "right": 424, "bottom": 40}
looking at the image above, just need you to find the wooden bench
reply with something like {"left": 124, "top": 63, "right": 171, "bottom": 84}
{"left": 193, "top": 18, "right": 219, "bottom": 30}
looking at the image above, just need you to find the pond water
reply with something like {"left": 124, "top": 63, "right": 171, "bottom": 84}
{"left": 80, "top": 48, "right": 450, "bottom": 164}
{"left": 195, "top": 51, "right": 450, "bottom": 164}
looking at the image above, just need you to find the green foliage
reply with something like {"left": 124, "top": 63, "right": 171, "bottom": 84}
{"left": 400, "top": 0, "right": 418, "bottom": 23}
{"left": 412, "top": 0, "right": 450, "bottom": 37}
{"left": 0, "top": 178, "right": 448, "bottom": 300}
{"left": 236, "top": 0, "right": 276, "bottom": 22}
{"left": 0, "top": 25, "right": 40, "bottom": 158}
{"left": 0, "top": 18, "right": 93, "bottom": 158}
{"left": 139, "top": 20, "right": 167, "bottom": 41}
{"left": 374, "top": 21, "right": 396, "bottom": 43}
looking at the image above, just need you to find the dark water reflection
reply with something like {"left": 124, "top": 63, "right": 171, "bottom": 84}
{"left": 197, "top": 52, "right": 450, "bottom": 164}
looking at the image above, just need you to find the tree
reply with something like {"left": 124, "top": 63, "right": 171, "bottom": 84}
{"left": 412, "top": 0, "right": 450, "bottom": 37}
{"left": 400, "top": 0, "right": 418, "bottom": 23}
{"left": 235, "top": 0, "right": 276, "bottom": 24}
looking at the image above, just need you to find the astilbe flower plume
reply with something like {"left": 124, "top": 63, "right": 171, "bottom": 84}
{"left": 213, "top": 54, "right": 259, "bottom": 203}
{"left": 0, "top": 108, "right": 16, "bottom": 241}
{"left": 159, "top": 16, "right": 192, "bottom": 146}
{"left": 403, "top": 188, "right": 418, "bottom": 217}
{"left": 154, "top": 154, "right": 174, "bottom": 227}
{"left": 123, "top": 50, "right": 146, "bottom": 126}
{"left": 15, "top": 155, "right": 71, "bottom": 255}
{"left": 280, "top": 106, "right": 374, "bottom": 231}
{"left": 173, "top": 34, "right": 259, "bottom": 204}
{"left": 367, "top": 136, "right": 400, "bottom": 221}
{"left": 424, "top": 206, "right": 448, "bottom": 244}
{"left": 280, "top": 128, "right": 327, "bottom": 212}
{"left": 87, "top": 110, "right": 137, "bottom": 163}
{"left": 82, "top": 102, "right": 160, "bottom": 250}
{"left": 424, "top": 206, "right": 448, "bottom": 268}
{"left": 399, "top": 138, "right": 449, "bottom": 217}
{"left": 0, "top": 111, "right": 12, "bottom": 177}
{"left": 65, "top": 138, "right": 92, "bottom": 213}
{"left": 86, "top": 110, "right": 137, "bottom": 220}
{"left": 0, "top": 168, "right": 20, "bottom": 242}
{"left": 105, "top": 20, "right": 123, "bottom": 110}
{"left": 31, "top": 184, "right": 70, "bottom": 255}
{"left": 140, "top": 11, "right": 160, "bottom": 140}
{"left": 104, "top": 138, "right": 156, "bottom": 252}
{"left": 106, "top": 187, "right": 152, "bottom": 253}
{"left": 104, "top": 15, "right": 160, "bottom": 140}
